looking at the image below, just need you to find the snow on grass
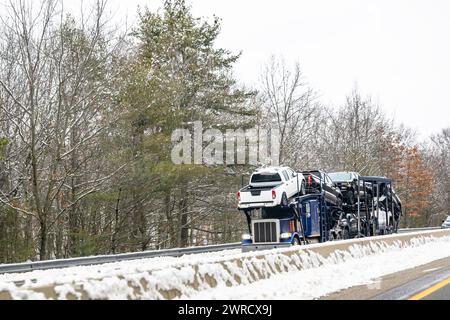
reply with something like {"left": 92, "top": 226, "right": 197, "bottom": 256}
{"left": 1, "top": 232, "right": 450, "bottom": 300}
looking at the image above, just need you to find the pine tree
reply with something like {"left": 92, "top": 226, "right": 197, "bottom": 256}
{"left": 115, "top": 0, "right": 256, "bottom": 249}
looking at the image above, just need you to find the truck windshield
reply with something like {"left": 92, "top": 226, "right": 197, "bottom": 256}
{"left": 262, "top": 207, "right": 294, "bottom": 219}
{"left": 329, "top": 172, "right": 353, "bottom": 182}
{"left": 251, "top": 173, "right": 282, "bottom": 183}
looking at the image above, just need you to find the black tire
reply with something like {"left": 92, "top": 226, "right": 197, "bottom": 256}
{"left": 292, "top": 236, "right": 300, "bottom": 246}
{"left": 300, "top": 181, "right": 306, "bottom": 196}
{"left": 337, "top": 197, "right": 343, "bottom": 208}
{"left": 347, "top": 190, "right": 355, "bottom": 205}
{"left": 372, "top": 219, "right": 377, "bottom": 236}
{"left": 281, "top": 193, "right": 288, "bottom": 207}
{"left": 342, "top": 228, "right": 350, "bottom": 240}
{"left": 329, "top": 231, "right": 336, "bottom": 241}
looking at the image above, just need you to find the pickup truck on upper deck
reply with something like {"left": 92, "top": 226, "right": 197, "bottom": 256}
{"left": 237, "top": 166, "right": 305, "bottom": 210}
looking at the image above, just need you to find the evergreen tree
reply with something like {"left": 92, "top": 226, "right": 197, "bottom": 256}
{"left": 115, "top": 0, "right": 256, "bottom": 249}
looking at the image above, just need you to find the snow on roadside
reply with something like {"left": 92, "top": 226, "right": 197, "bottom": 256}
{"left": 185, "top": 236, "right": 450, "bottom": 299}
{"left": 0, "top": 248, "right": 242, "bottom": 286}
{"left": 1, "top": 233, "right": 450, "bottom": 299}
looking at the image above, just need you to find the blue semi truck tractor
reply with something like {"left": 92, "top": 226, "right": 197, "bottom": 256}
{"left": 240, "top": 194, "right": 333, "bottom": 252}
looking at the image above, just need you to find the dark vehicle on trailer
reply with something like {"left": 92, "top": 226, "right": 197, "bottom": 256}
{"left": 329, "top": 171, "right": 373, "bottom": 206}
{"left": 329, "top": 172, "right": 359, "bottom": 205}
{"left": 302, "top": 170, "right": 343, "bottom": 207}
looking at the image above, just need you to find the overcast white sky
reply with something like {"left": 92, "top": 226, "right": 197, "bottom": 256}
{"left": 66, "top": 0, "right": 450, "bottom": 139}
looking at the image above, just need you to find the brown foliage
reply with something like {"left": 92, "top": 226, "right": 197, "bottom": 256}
{"left": 392, "top": 146, "right": 433, "bottom": 227}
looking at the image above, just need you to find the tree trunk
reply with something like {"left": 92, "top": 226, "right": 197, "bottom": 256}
{"left": 179, "top": 196, "right": 189, "bottom": 248}
{"left": 39, "top": 220, "right": 47, "bottom": 260}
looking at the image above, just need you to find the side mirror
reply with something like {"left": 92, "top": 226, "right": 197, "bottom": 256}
{"left": 293, "top": 172, "right": 298, "bottom": 177}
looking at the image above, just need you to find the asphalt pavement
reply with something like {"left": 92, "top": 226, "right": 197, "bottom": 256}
{"left": 420, "top": 281, "right": 450, "bottom": 300}
{"left": 323, "top": 256, "right": 450, "bottom": 300}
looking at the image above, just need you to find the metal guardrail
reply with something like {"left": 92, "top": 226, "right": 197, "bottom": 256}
{"left": 0, "top": 242, "right": 241, "bottom": 275}
{"left": 397, "top": 227, "right": 442, "bottom": 233}
{"left": 0, "top": 227, "right": 443, "bottom": 275}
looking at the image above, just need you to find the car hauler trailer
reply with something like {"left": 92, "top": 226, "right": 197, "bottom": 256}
{"left": 239, "top": 173, "right": 403, "bottom": 252}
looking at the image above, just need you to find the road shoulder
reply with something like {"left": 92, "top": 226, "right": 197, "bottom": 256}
{"left": 321, "top": 256, "right": 450, "bottom": 300}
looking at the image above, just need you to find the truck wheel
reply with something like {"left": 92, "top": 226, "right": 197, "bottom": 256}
{"left": 292, "top": 237, "right": 300, "bottom": 246}
{"left": 329, "top": 231, "right": 336, "bottom": 241}
{"left": 342, "top": 228, "right": 350, "bottom": 240}
{"left": 281, "top": 193, "right": 288, "bottom": 207}
{"left": 348, "top": 191, "right": 355, "bottom": 205}
{"left": 300, "top": 181, "right": 306, "bottom": 196}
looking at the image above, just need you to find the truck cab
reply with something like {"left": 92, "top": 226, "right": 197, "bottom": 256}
{"left": 241, "top": 196, "right": 322, "bottom": 252}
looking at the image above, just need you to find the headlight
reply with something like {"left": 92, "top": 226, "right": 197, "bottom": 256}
{"left": 242, "top": 234, "right": 252, "bottom": 240}
{"left": 280, "top": 232, "right": 292, "bottom": 239}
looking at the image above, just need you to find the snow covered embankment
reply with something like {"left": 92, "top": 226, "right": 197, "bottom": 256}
{"left": 1, "top": 230, "right": 450, "bottom": 300}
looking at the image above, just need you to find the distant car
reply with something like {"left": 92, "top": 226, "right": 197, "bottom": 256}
{"left": 442, "top": 216, "right": 450, "bottom": 229}
{"left": 238, "top": 166, "right": 306, "bottom": 209}
{"left": 302, "top": 170, "right": 343, "bottom": 207}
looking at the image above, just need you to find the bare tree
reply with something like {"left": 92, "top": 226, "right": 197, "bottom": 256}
{"left": 423, "top": 128, "right": 450, "bottom": 225}
{"left": 317, "top": 88, "right": 398, "bottom": 175}
{"left": 0, "top": 0, "right": 125, "bottom": 260}
{"left": 260, "top": 56, "right": 319, "bottom": 168}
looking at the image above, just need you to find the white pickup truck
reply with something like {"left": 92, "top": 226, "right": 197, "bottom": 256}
{"left": 237, "top": 166, "right": 305, "bottom": 209}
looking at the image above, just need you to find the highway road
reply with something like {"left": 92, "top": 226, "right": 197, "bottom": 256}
{"left": 323, "top": 256, "right": 450, "bottom": 300}
{"left": 408, "top": 277, "right": 450, "bottom": 300}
